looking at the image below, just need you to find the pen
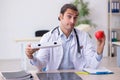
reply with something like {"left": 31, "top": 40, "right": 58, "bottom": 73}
{"left": 91, "top": 72, "right": 114, "bottom": 75}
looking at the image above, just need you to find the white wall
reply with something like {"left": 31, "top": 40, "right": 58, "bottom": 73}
{"left": 0, "top": 0, "right": 108, "bottom": 59}
{"left": 86, "top": 0, "right": 108, "bottom": 57}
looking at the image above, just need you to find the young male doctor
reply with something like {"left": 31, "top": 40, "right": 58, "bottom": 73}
{"left": 25, "top": 3, "right": 105, "bottom": 71}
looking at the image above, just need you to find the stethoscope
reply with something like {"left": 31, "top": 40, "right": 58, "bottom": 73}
{"left": 51, "top": 26, "right": 81, "bottom": 54}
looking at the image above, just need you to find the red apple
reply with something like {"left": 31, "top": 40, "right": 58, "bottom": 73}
{"left": 95, "top": 30, "right": 104, "bottom": 40}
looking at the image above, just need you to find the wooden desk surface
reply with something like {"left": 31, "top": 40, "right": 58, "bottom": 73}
{"left": 0, "top": 67, "right": 120, "bottom": 80}
{"left": 31, "top": 57, "right": 120, "bottom": 80}
{"left": 0, "top": 57, "right": 120, "bottom": 80}
{"left": 15, "top": 37, "right": 41, "bottom": 42}
{"left": 30, "top": 68, "right": 120, "bottom": 80}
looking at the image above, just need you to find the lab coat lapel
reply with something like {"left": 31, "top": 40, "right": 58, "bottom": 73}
{"left": 51, "top": 35, "right": 64, "bottom": 70}
{"left": 55, "top": 45, "right": 64, "bottom": 69}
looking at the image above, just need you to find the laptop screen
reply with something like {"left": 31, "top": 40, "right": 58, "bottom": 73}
{"left": 36, "top": 72, "right": 83, "bottom": 80}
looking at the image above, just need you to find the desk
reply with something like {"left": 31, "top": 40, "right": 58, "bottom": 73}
{"left": 1, "top": 68, "right": 120, "bottom": 80}
{"left": 30, "top": 57, "right": 120, "bottom": 80}
{"left": 112, "top": 42, "right": 120, "bottom": 67}
{"left": 15, "top": 37, "right": 41, "bottom": 42}
{"left": 0, "top": 57, "right": 120, "bottom": 80}
{"left": 31, "top": 69, "right": 120, "bottom": 80}
{"left": 15, "top": 37, "right": 41, "bottom": 70}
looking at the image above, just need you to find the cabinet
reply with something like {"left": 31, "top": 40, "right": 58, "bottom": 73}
{"left": 108, "top": 0, "right": 120, "bottom": 57}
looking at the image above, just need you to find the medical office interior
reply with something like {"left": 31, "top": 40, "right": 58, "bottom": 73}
{"left": 0, "top": 0, "right": 120, "bottom": 78}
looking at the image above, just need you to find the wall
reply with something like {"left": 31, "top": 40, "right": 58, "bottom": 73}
{"left": 0, "top": 0, "right": 108, "bottom": 59}
{"left": 87, "top": 0, "right": 108, "bottom": 57}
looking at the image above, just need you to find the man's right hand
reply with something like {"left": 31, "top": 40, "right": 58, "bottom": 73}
{"left": 25, "top": 44, "right": 39, "bottom": 59}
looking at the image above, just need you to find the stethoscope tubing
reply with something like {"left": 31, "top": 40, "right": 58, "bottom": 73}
{"left": 51, "top": 26, "right": 81, "bottom": 54}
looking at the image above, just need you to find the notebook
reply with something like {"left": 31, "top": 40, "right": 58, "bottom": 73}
{"left": 2, "top": 70, "right": 33, "bottom": 80}
{"left": 83, "top": 67, "right": 114, "bottom": 75}
{"left": 36, "top": 72, "right": 83, "bottom": 80}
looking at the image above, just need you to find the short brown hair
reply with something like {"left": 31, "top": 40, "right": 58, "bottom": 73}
{"left": 58, "top": 3, "right": 78, "bottom": 20}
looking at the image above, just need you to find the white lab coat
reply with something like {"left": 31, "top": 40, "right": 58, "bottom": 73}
{"left": 31, "top": 28, "right": 102, "bottom": 71}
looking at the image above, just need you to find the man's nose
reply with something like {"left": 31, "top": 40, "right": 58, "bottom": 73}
{"left": 70, "top": 18, "right": 75, "bottom": 23}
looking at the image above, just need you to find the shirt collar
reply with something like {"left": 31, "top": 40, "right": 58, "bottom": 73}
{"left": 58, "top": 27, "right": 74, "bottom": 39}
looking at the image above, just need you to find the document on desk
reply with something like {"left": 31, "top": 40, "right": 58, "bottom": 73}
{"left": 1, "top": 70, "right": 33, "bottom": 80}
{"left": 83, "top": 67, "right": 114, "bottom": 75}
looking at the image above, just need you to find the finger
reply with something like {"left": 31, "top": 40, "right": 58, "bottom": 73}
{"left": 27, "top": 43, "right": 31, "bottom": 47}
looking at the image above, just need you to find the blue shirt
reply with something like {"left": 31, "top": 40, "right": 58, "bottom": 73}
{"left": 58, "top": 28, "right": 74, "bottom": 70}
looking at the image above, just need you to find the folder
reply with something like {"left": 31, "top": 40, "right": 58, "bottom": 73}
{"left": 2, "top": 70, "right": 33, "bottom": 80}
{"left": 83, "top": 67, "right": 114, "bottom": 75}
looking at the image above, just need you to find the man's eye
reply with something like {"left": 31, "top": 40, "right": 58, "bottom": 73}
{"left": 74, "top": 17, "right": 78, "bottom": 20}
{"left": 67, "top": 15, "right": 72, "bottom": 19}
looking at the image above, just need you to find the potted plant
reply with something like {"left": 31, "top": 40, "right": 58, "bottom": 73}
{"left": 72, "top": 0, "right": 96, "bottom": 32}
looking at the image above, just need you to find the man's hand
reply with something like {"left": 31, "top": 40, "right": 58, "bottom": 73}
{"left": 25, "top": 44, "right": 39, "bottom": 59}
{"left": 96, "top": 32, "right": 106, "bottom": 55}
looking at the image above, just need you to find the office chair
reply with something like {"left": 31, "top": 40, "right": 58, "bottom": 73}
{"left": 35, "top": 30, "right": 49, "bottom": 37}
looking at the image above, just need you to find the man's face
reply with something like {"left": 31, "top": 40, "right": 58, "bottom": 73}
{"left": 60, "top": 9, "right": 78, "bottom": 31}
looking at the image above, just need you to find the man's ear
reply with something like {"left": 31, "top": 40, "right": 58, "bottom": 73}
{"left": 59, "top": 14, "right": 63, "bottom": 21}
